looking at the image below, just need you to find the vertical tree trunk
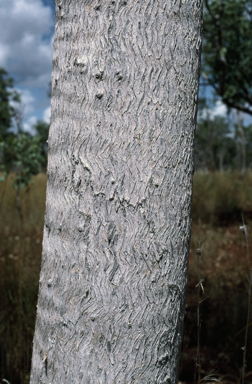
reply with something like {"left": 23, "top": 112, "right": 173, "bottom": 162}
{"left": 206, "top": 110, "right": 215, "bottom": 172}
{"left": 237, "top": 111, "right": 246, "bottom": 176}
{"left": 218, "top": 149, "right": 225, "bottom": 173}
{"left": 15, "top": 187, "right": 23, "bottom": 226}
{"left": 30, "top": 1, "right": 203, "bottom": 383}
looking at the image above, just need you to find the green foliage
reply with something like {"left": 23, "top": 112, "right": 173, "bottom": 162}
{"left": 0, "top": 133, "right": 44, "bottom": 190}
{"left": 0, "top": 67, "right": 20, "bottom": 138}
{"left": 202, "top": 0, "right": 252, "bottom": 115}
{"left": 0, "top": 67, "right": 49, "bottom": 194}
{"left": 33, "top": 120, "right": 50, "bottom": 170}
{"left": 12, "top": 133, "right": 44, "bottom": 189}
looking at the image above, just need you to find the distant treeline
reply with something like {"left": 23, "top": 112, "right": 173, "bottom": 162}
{"left": 195, "top": 111, "right": 252, "bottom": 173}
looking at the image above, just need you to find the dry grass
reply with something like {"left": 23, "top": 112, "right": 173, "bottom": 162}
{"left": 180, "top": 175, "right": 252, "bottom": 383}
{"left": 192, "top": 171, "right": 252, "bottom": 225}
{"left": 0, "top": 173, "right": 46, "bottom": 384}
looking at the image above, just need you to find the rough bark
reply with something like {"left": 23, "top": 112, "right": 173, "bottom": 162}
{"left": 30, "top": 1, "right": 203, "bottom": 383}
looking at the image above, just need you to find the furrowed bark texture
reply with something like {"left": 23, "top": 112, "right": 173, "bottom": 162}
{"left": 30, "top": 1, "right": 203, "bottom": 383}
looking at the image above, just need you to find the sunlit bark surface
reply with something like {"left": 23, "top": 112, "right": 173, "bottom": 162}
{"left": 30, "top": 1, "right": 203, "bottom": 383}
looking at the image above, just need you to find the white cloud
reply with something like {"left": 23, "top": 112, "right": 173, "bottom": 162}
{"left": 0, "top": 0, "right": 53, "bottom": 43}
{"left": 0, "top": 0, "right": 54, "bottom": 87}
{"left": 0, "top": 0, "right": 54, "bottom": 134}
{"left": 23, "top": 115, "right": 38, "bottom": 134}
{"left": 212, "top": 100, "right": 228, "bottom": 118}
{"left": 9, "top": 88, "right": 39, "bottom": 134}
{"left": 10, "top": 88, "right": 36, "bottom": 116}
{"left": 43, "top": 106, "right": 51, "bottom": 124}
{"left": 0, "top": 44, "right": 9, "bottom": 65}
{"left": 19, "top": 89, "right": 36, "bottom": 115}
{"left": 200, "top": 100, "right": 228, "bottom": 121}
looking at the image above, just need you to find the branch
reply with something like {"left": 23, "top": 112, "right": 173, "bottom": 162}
{"left": 224, "top": 99, "right": 252, "bottom": 116}
{"left": 199, "top": 82, "right": 211, "bottom": 87}
{"left": 200, "top": 74, "right": 252, "bottom": 116}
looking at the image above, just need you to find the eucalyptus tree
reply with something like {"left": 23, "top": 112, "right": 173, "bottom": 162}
{"left": 30, "top": 1, "right": 203, "bottom": 383}
{"left": 0, "top": 68, "right": 43, "bottom": 223}
{"left": 195, "top": 114, "right": 235, "bottom": 171}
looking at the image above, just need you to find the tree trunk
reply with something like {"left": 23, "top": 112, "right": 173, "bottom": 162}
{"left": 15, "top": 187, "right": 23, "bottom": 226}
{"left": 30, "top": 1, "right": 203, "bottom": 383}
{"left": 237, "top": 111, "right": 246, "bottom": 176}
{"left": 218, "top": 149, "right": 225, "bottom": 173}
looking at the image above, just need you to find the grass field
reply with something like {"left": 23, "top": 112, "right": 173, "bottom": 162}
{"left": 0, "top": 172, "right": 252, "bottom": 383}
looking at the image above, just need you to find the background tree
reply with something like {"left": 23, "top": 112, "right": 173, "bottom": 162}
{"left": 236, "top": 112, "right": 246, "bottom": 175}
{"left": 0, "top": 68, "right": 46, "bottom": 222}
{"left": 0, "top": 67, "right": 20, "bottom": 139}
{"left": 195, "top": 113, "right": 235, "bottom": 171}
{"left": 202, "top": 0, "right": 252, "bottom": 175}
{"left": 202, "top": 0, "right": 252, "bottom": 115}
{"left": 244, "top": 124, "right": 252, "bottom": 168}
{"left": 12, "top": 100, "right": 25, "bottom": 135}
{"left": 33, "top": 120, "right": 50, "bottom": 170}
{"left": 30, "top": 1, "right": 203, "bottom": 383}
{"left": 233, "top": 120, "right": 252, "bottom": 172}
{"left": 0, "top": 130, "right": 44, "bottom": 224}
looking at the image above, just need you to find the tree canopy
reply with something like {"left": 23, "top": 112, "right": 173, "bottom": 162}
{"left": 0, "top": 67, "right": 20, "bottom": 138}
{"left": 202, "top": 0, "right": 252, "bottom": 115}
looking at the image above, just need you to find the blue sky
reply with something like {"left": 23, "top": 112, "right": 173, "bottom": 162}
{"left": 0, "top": 0, "right": 251, "bottom": 134}
{"left": 0, "top": 0, "right": 55, "bottom": 133}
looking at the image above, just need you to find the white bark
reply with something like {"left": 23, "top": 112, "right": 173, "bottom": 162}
{"left": 30, "top": 1, "right": 203, "bottom": 383}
